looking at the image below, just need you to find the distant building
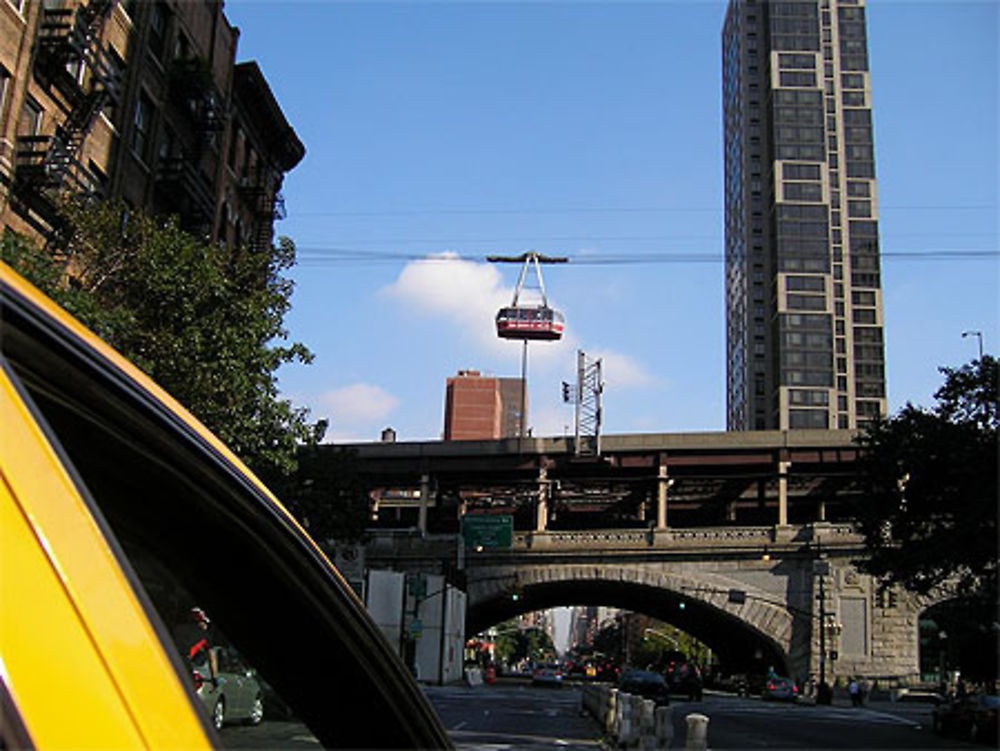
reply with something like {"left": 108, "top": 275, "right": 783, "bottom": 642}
{"left": 723, "top": 0, "right": 887, "bottom": 430}
{"left": 1, "top": 0, "right": 301, "bottom": 251}
{"left": 443, "top": 370, "right": 527, "bottom": 440}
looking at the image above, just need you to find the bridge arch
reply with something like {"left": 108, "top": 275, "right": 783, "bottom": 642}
{"left": 467, "top": 564, "right": 803, "bottom": 676}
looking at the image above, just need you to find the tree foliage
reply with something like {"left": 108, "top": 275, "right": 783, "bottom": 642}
{"left": 853, "top": 356, "right": 997, "bottom": 613}
{"left": 270, "top": 445, "right": 370, "bottom": 544}
{"left": 493, "top": 620, "right": 556, "bottom": 665}
{"left": 2, "top": 201, "right": 325, "bottom": 482}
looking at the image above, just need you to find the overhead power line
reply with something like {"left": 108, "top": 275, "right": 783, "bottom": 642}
{"left": 292, "top": 247, "right": 1000, "bottom": 266}
{"left": 289, "top": 204, "right": 997, "bottom": 218}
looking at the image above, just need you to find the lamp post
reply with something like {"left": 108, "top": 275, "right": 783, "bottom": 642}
{"left": 813, "top": 545, "right": 832, "bottom": 704}
{"left": 962, "top": 330, "right": 984, "bottom": 360}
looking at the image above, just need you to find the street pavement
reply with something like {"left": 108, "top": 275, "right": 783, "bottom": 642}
{"left": 425, "top": 682, "right": 979, "bottom": 750}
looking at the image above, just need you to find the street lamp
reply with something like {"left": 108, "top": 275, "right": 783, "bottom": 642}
{"left": 813, "top": 547, "right": 833, "bottom": 704}
{"left": 961, "top": 330, "right": 984, "bottom": 360}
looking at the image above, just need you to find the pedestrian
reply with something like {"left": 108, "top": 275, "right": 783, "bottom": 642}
{"left": 172, "top": 606, "right": 218, "bottom": 685}
{"left": 848, "top": 677, "right": 860, "bottom": 707}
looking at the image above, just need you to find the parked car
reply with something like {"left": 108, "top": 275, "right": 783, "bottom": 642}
{"left": 762, "top": 676, "right": 799, "bottom": 702}
{"left": 619, "top": 670, "right": 671, "bottom": 706}
{"left": 0, "top": 263, "right": 452, "bottom": 749}
{"left": 195, "top": 646, "right": 265, "bottom": 730}
{"left": 933, "top": 694, "right": 1000, "bottom": 743}
{"left": 532, "top": 662, "right": 564, "bottom": 686}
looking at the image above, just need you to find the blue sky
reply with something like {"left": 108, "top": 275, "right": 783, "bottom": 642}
{"left": 225, "top": 1, "right": 999, "bottom": 443}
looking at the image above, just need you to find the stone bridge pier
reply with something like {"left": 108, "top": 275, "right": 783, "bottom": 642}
{"left": 365, "top": 523, "right": 935, "bottom": 685}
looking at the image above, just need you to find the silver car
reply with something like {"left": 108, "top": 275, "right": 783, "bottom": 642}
{"left": 196, "top": 647, "right": 264, "bottom": 730}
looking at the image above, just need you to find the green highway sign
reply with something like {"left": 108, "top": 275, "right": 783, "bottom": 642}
{"left": 462, "top": 514, "right": 513, "bottom": 549}
{"left": 407, "top": 574, "right": 427, "bottom": 598}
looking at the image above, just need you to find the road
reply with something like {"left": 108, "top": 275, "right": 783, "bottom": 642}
{"left": 426, "top": 681, "right": 603, "bottom": 750}
{"left": 423, "top": 681, "right": 982, "bottom": 751}
{"left": 215, "top": 681, "right": 983, "bottom": 749}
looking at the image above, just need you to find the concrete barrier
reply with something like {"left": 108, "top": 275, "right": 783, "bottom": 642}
{"left": 685, "top": 713, "right": 709, "bottom": 751}
{"left": 581, "top": 686, "right": 674, "bottom": 750}
{"left": 464, "top": 668, "right": 483, "bottom": 686}
{"left": 655, "top": 706, "right": 673, "bottom": 749}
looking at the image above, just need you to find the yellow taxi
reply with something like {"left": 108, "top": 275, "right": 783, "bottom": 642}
{"left": 0, "top": 262, "right": 451, "bottom": 749}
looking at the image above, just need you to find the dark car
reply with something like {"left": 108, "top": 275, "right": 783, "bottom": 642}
{"left": 933, "top": 694, "right": 1000, "bottom": 743}
{"left": 667, "top": 662, "right": 704, "bottom": 700}
{"left": 762, "top": 676, "right": 799, "bottom": 702}
{"left": 619, "top": 670, "right": 671, "bottom": 706}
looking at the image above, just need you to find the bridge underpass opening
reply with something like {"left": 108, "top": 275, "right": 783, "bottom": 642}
{"left": 468, "top": 579, "right": 790, "bottom": 678}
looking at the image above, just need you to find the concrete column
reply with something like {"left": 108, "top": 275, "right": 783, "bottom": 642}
{"left": 535, "top": 466, "right": 548, "bottom": 532}
{"left": 656, "top": 463, "right": 669, "bottom": 531}
{"left": 778, "top": 461, "right": 790, "bottom": 527}
{"left": 419, "top": 473, "right": 430, "bottom": 534}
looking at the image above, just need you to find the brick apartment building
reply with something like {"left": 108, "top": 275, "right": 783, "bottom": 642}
{"left": 0, "top": 0, "right": 301, "bottom": 251}
{"left": 443, "top": 369, "right": 527, "bottom": 441}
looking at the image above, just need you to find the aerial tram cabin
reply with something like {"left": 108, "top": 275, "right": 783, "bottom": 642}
{"left": 490, "top": 251, "right": 566, "bottom": 342}
{"left": 496, "top": 306, "right": 565, "bottom": 341}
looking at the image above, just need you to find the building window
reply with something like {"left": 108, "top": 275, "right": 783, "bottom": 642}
{"left": 842, "top": 91, "right": 865, "bottom": 107}
{"left": 789, "top": 409, "right": 828, "bottom": 429}
{"left": 0, "top": 66, "right": 9, "bottom": 116}
{"left": 788, "top": 294, "right": 826, "bottom": 311}
{"left": 148, "top": 3, "right": 170, "bottom": 61}
{"left": 18, "top": 96, "right": 43, "bottom": 136}
{"left": 132, "top": 93, "right": 154, "bottom": 161}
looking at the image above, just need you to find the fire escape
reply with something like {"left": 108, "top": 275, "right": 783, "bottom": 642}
{"left": 238, "top": 165, "right": 285, "bottom": 253}
{"left": 15, "top": 0, "right": 120, "bottom": 228}
{"left": 154, "top": 57, "right": 228, "bottom": 236}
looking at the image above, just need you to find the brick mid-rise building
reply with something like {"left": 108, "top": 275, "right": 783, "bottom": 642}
{"left": 443, "top": 370, "right": 527, "bottom": 441}
{"left": 0, "top": 0, "right": 300, "bottom": 252}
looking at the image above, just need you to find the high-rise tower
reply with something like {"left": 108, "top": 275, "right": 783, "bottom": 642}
{"left": 723, "top": 0, "right": 886, "bottom": 431}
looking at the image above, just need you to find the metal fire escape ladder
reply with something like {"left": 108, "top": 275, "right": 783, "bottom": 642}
{"left": 238, "top": 166, "right": 285, "bottom": 252}
{"left": 27, "top": 0, "right": 120, "bottom": 197}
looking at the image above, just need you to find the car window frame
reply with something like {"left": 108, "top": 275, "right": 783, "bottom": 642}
{"left": 1, "top": 265, "right": 453, "bottom": 750}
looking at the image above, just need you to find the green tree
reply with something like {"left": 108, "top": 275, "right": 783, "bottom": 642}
{"left": 2, "top": 201, "right": 325, "bottom": 482}
{"left": 853, "top": 356, "right": 997, "bottom": 679}
{"left": 492, "top": 621, "right": 555, "bottom": 666}
{"left": 853, "top": 356, "right": 997, "bottom": 598}
{"left": 272, "top": 445, "right": 370, "bottom": 544}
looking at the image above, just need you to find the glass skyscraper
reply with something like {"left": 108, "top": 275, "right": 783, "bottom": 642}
{"left": 723, "top": 0, "right": 887, "bottom": 431}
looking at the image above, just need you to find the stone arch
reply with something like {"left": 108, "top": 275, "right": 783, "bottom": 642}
{"left": 467, "top": 562, "right": 798, "bottom": 674}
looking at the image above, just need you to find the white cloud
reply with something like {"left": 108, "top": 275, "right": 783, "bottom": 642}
{"left": 590, "top": 349, "right": 657, "bottom": 388}
{"left": 380, "top": 253, "right": 576, "bottom": 367}
{"left": 316, "top": 382, "right": 399, "bottom": 425}
{"left": 380, "top": 253, "right": 510, "bottom": 349}
{"left": 529, "top": 405, "right": 576, "bottom": 438}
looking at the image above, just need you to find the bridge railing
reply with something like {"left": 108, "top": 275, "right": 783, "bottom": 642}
{"left": 364, "top": 522, "right": 864, "bottom": 560}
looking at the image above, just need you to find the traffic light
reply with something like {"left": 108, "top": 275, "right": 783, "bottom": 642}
{"left": 561, "top": 381, "right": 572, "bottom": 403}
